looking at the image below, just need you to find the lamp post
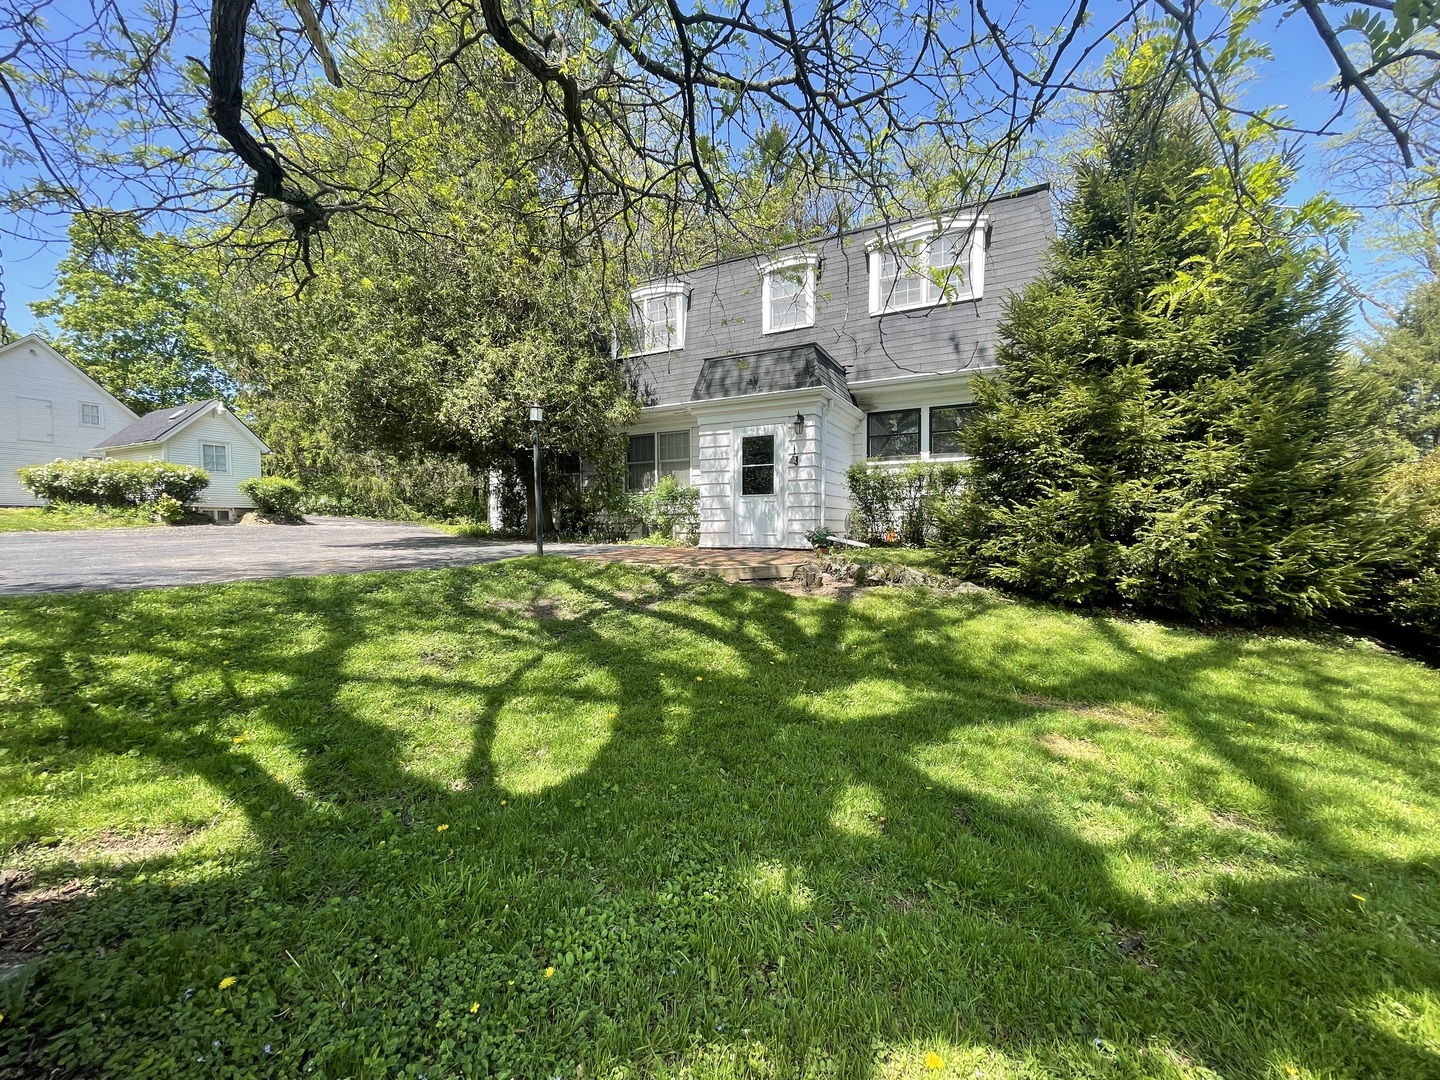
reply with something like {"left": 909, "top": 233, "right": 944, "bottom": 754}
{"left": 529, "top": 403, "right": 544, "bottom": 556}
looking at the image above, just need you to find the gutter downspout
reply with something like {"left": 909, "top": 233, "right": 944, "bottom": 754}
{"left": 818, "top": 397, "right": 831, "bottom": 535}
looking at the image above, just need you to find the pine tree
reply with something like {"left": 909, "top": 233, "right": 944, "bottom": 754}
{"left": 1360, "top": 278, "right": 1440, "bottom": 456}
{"left": 939, "top": 80, "right": 1395, "bottom": 620}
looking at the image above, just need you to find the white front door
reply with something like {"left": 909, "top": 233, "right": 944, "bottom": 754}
{"left": 733, "top": 425, "right": 785, "bottom": 546}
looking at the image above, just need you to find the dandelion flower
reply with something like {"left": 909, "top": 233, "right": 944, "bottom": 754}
{"left": 924, "top": 1051, "right": 944, "bottom": 1071}
{"left": 470, "top": 1001, "right": 480, "bottom": 1013}
{"left": 218, "top": 976, "right": 237, "bottom": 990}
{"left": 696, "top": 676, "right": 703, "bottom": 681}
{"left": 501, "top": 800, "right": 507, "bottom": 806}
{"left": 544, "top": 966, "right": 555, "bottom": 978}
{"left": 437, "top": 824, "right": 449, "bottom": 832}
{"left": 232, "top": 736, "right": 244, "bottom": 744}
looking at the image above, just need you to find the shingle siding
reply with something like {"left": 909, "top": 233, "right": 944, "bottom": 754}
{"left": 623, "top": 186, "right": 1054, "bottom": 406}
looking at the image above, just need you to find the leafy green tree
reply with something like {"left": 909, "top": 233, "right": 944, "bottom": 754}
{"left": 1359, "top": 278, "right": 1440, "bottom": 456}
{"left": 939, "top": 60, "right": 1396, "bottom": 621}
{"left": 209, "top": 32, "right": 636, "bottom": 532}
{"left": 31, "top": 216, "right": 231, "bottom": 412}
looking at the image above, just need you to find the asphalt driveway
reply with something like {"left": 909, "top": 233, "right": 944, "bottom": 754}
{"left": 0, "top": 517, "right": 617, "bottom": 595}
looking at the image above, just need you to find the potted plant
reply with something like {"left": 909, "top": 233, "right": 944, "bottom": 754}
{"left": 806, "top": 526, "right": 836, "bottom": 555}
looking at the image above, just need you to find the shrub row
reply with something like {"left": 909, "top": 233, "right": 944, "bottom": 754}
{"left": 846, "top": 461, "right": 966, "bottom": 546}
{"left": 17, "top": 459, "right": 209, "bottom": 507}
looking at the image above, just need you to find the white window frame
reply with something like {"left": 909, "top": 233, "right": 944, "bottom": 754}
{"left": 759, "top": 253, "right": 819, "bottom": 335}
{"left": 657, "top": 429, "right": 692, "bottom": 484}
{"left": 625, "top": 429, "right": 692, "bottom": 492}
{"left": 79, "top": 402, "right": 102, "bottom": 428}
{"left": 201, "top": 441, "right": 231, "bottom": 474}
{"left": 630, "top": 282, "right": 691, "bottom": 355}
{"left": 867, "top": 214, "right": 988, "bottom": 316}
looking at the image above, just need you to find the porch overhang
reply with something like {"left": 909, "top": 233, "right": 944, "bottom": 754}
{"left": 689, "top": 343, "right": 852, "bottom": 404}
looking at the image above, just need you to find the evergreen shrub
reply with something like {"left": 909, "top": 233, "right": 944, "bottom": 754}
{"left": 240, "top": 477, "right": 305, "bottom": 520}
{"left": 1366, "top": 455, "right": 1440, "bottom": 640}
{"left": 937, "top": 80, "right": 1395, "bottom": 621}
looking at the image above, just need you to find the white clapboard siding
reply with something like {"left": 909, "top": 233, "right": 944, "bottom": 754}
{"left": 825, "top": 406, "right": 862, "bottom": 535}
{"left": 156, "top": 410, "right": 264, "bottom": 509}
{"left": 696, "top": 425, "right": 733, "bottom": 547}
{"left": 0, "top": 337, "right": 137, "bottom": 506}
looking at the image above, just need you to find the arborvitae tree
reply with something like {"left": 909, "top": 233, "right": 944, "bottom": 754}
{"left": 939, "top": 82, "right": 1395, "bottom": 621}
{"left": 1359, "top": 278, "right": 1440, "bottom": 457}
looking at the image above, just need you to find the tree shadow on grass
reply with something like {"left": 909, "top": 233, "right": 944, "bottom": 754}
{"left": 1, "top": 559, "right": 1438, "bottom": 1077}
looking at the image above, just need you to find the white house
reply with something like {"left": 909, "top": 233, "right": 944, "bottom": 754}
{"left": 616, "top": 185, "right": 1055, "bottom": 548}
{"left": 0, "top": 334, "right": 139, "bottom": 506}
{"left": 94, "top": 400, "right": 272, "bottom": 520}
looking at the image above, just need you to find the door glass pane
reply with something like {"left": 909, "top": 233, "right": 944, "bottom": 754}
{"left": 741, "top": 434, "right": 775, "bottom": 496}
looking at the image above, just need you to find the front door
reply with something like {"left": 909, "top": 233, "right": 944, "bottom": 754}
{"left": 733, "top": 426, "right": 784, "bottom": 546}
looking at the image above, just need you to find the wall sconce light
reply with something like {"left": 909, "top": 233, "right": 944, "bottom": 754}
{"left": 792, "top": 413, "right": 806, "bottom": 435}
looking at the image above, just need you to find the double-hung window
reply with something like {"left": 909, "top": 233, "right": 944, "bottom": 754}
{"left": 760, "top": 254, "right": 818, "bottom": 334}
{"left": 866, "top": 409, "right": 921, "bottom": 459}
{"left": 626, "top": 430, "right": 691, "bottom": 491}
{"left": 202, "top": 442, "right": 229, "bottom": 473}
{"left": 79, "top": 402, "right": 101, "bottom": 427}
{"left": 630, "top": 283, "right": 690, "bottom": 354}
{"left": 868, "top": 215, "right": 987, "bottom": 315}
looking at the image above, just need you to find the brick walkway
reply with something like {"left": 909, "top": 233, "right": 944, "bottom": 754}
{"left": 572, "top": 545, "right": 810, "bottom": 581}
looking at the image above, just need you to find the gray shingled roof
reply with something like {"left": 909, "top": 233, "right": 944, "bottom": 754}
{"left": 690, "top": 344, "right": 851, "bottom": 402}
{"left": 93, "top": 399, "right": 223, "bottom": 449}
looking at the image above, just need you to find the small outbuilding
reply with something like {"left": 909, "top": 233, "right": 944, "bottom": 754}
{"left": 94, "top": 399, "right": 272, "bottom": 520}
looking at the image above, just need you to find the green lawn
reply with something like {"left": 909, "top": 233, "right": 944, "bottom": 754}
{"left": 0, "top": 504, "right": 159, "bottom": 531}
{"left": 0, "top": 561, "right": 1437, "bottom": 1078}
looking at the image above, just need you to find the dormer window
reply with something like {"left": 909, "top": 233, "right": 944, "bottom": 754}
{"left": 868, "top": 215, "right": 987, "bottom": 316}
{"left": 630, "top": 282, "right": 690, "bottom": 354}
{"left": 760, "top": 254, "right": 818, "bottom": 334}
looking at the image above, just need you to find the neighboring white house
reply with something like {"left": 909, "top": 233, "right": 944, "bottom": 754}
{"left": 0, "top": 334, "right": 139, "bottom": 506}
{"left": 94, "top": 400, "right": 272, "bottom": 520}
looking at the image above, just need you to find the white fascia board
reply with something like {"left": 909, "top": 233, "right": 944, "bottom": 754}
{"left": 847, "top": 366, "right": 996, "bottom": 390}
{"left": 685, "top": 385, "right": 862, "bottom": 423}
{"left": 631, "top": 402, "right": 700, "bottom": 427}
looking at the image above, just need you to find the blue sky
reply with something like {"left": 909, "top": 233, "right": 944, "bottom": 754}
{"left": 0, "top": 3, "right": 1377, "bottom": 336}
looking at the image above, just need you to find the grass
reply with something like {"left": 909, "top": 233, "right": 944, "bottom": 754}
{"left": 0, "top": 503, "right": 159, "bottom": 532}
{"left": 0, "top": 560, "right": 1437, "bottom": 1078}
